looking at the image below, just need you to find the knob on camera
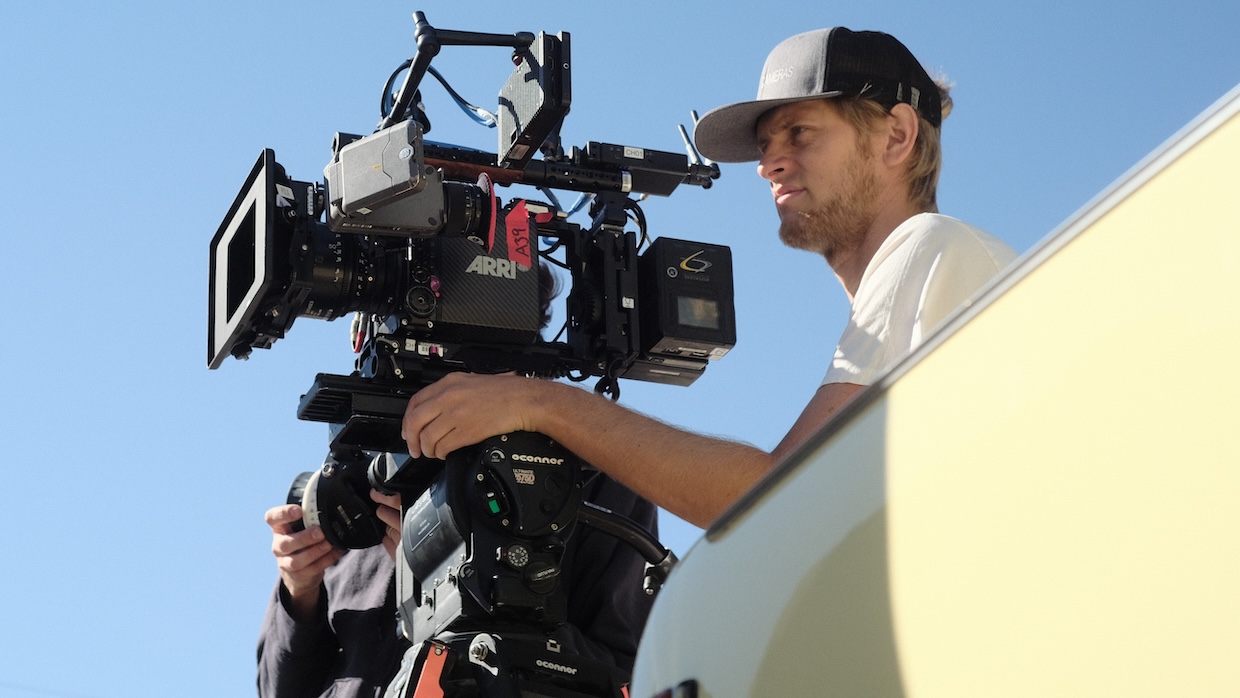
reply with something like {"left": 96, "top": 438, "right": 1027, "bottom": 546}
{"left": 286, "top": 452, "right": 387, "bottom": 549}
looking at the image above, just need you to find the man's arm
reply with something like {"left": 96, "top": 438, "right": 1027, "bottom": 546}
{"left": 257, "top": 581, "right": 337, "bottom": 698}
{"left": 258, "top": 505, "right": 344, "bottom": 698}
{"left": 403, "top": 374, "right": 865, "bottom": 527}
{"left": 769, "top": 382, "right": 866, "bottom": 462}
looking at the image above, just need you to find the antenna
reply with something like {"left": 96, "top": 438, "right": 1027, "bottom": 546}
{"left": 679, "top": 110, "right": 713, "bottom": 167}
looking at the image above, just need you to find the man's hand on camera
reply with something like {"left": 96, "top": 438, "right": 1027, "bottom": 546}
{"left": 370, "top": 490, "right": 402, "bottom": 561}
{"left": 265, "top": 504, "right": 345, "bottom": 622}
{"left": 402, "top": 372, "right": 541, "bottom": 460}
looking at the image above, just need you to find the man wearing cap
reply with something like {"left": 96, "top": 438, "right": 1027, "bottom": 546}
{"left": 400, "top": 28, "right": 1017, "bottom": 528}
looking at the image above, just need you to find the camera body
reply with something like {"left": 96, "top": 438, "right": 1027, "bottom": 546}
{"left": 211, "top": 14, "right": 729, "bottom": 696}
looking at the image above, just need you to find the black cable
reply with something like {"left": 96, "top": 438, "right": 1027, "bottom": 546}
{"left": 576, "top": 501, "right": 678, "bottom": 594}
{"left": 576, "top": 501, "right": 668, "bottom": 564}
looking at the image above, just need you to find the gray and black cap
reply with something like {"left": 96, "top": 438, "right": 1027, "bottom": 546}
{"left": 694, "top": 27, "right": 941, "bottom": 163}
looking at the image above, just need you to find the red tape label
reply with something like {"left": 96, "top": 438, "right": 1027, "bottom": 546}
{"left": 505, "top": 201, "right": 533, "bottom": 268}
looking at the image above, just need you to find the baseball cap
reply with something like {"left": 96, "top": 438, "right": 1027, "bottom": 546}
{"left": 693, "top": 27, "right": 942, "bottom": 163}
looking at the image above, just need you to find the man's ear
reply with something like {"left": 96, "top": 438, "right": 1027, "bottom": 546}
{"left": 880, "top": 102, "right": 920, "bottom": 169}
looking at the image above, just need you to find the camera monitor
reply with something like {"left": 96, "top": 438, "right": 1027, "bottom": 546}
{"left": 497, "top": 31, "right": 571, "bottom": 168}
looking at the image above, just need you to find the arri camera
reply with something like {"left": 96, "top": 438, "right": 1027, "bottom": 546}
{"left": 209, "top": 10, "right": 734, "bottom": 698}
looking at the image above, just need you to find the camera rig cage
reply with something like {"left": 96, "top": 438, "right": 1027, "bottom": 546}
{"left": 208, "top": 11, "right": 734, "bottom": 698}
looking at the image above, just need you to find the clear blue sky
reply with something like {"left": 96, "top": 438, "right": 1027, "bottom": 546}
{"left": 2, "top": 1, "right": 1237, "bottom": 696}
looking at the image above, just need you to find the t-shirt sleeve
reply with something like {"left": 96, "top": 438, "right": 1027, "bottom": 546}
{"left": 823, "top": 220, "right": 1015, "bottom": 387}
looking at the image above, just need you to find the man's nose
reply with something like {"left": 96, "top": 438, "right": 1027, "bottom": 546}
{"left": 756, "top": 148, "right": 787, "bottom": 182}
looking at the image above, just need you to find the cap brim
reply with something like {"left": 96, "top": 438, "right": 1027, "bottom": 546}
{"left": 693, "top": 91, "right": 843, "bottom": 163}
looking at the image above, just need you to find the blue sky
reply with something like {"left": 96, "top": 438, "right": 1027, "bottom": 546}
{"left": 2, "top": 1, "right": 1237, "bottom": 696}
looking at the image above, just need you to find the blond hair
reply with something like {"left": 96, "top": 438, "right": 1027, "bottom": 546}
{"left": 833, "top": 79, "right": 953, "bottom": 212}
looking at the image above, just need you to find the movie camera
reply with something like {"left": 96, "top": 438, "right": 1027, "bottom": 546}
{"left": 208, "top": 11, "right": 734, "bottom": 697}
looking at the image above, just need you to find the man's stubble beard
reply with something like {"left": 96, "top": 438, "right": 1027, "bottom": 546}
{"left": 777, "top": 145, "right": 880, "bottom": 264}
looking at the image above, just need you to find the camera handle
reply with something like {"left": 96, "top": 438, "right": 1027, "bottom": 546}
{"left": 576, "top": 501, "right": 678, "bottom": 595}
{"left": 383, "top": 12, "right": 536, "bottom": 129}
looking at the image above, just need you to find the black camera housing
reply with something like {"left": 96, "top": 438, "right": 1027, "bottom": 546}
{"left": 209, "top": 13, "right": 722, "bottom": 696}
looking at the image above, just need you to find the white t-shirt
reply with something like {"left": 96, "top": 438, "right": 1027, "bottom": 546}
{"left": 822, "top": 213, "right": 1018, "bottom": 387}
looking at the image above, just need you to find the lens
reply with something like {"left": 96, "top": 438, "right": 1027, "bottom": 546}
{"left": 440, "top": 181, "right": 490, "bottom": 241}
{"left": 294, "top": 225, "right": 405, "bottom": 320}
{"left": 300, "top": 452, "right": 386, "bottom": 550}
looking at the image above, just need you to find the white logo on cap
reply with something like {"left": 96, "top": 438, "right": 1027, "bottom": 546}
{"left": 764, "top": 66, "right": 795, "bottom": 85}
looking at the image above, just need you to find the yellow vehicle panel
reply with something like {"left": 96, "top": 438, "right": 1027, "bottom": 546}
{"left": 631, "top": 83, "right": 1240, "bottom": 697}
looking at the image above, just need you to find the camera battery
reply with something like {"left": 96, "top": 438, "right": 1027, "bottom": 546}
{"left": 330, "top": 119, "right": 430, "bottom": 215}
{"left": 636, "top": 237, "right": 736, "bottom": 364}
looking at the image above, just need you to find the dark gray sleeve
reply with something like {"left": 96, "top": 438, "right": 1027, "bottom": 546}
{"left": 256, "top": 581, "right": 337, "bottom": 698}
{"left": 256, "top": 547, "right": 401, "bottom": 698}
{"left": 557, "top": 473, "right": 661, "bottom": 673}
